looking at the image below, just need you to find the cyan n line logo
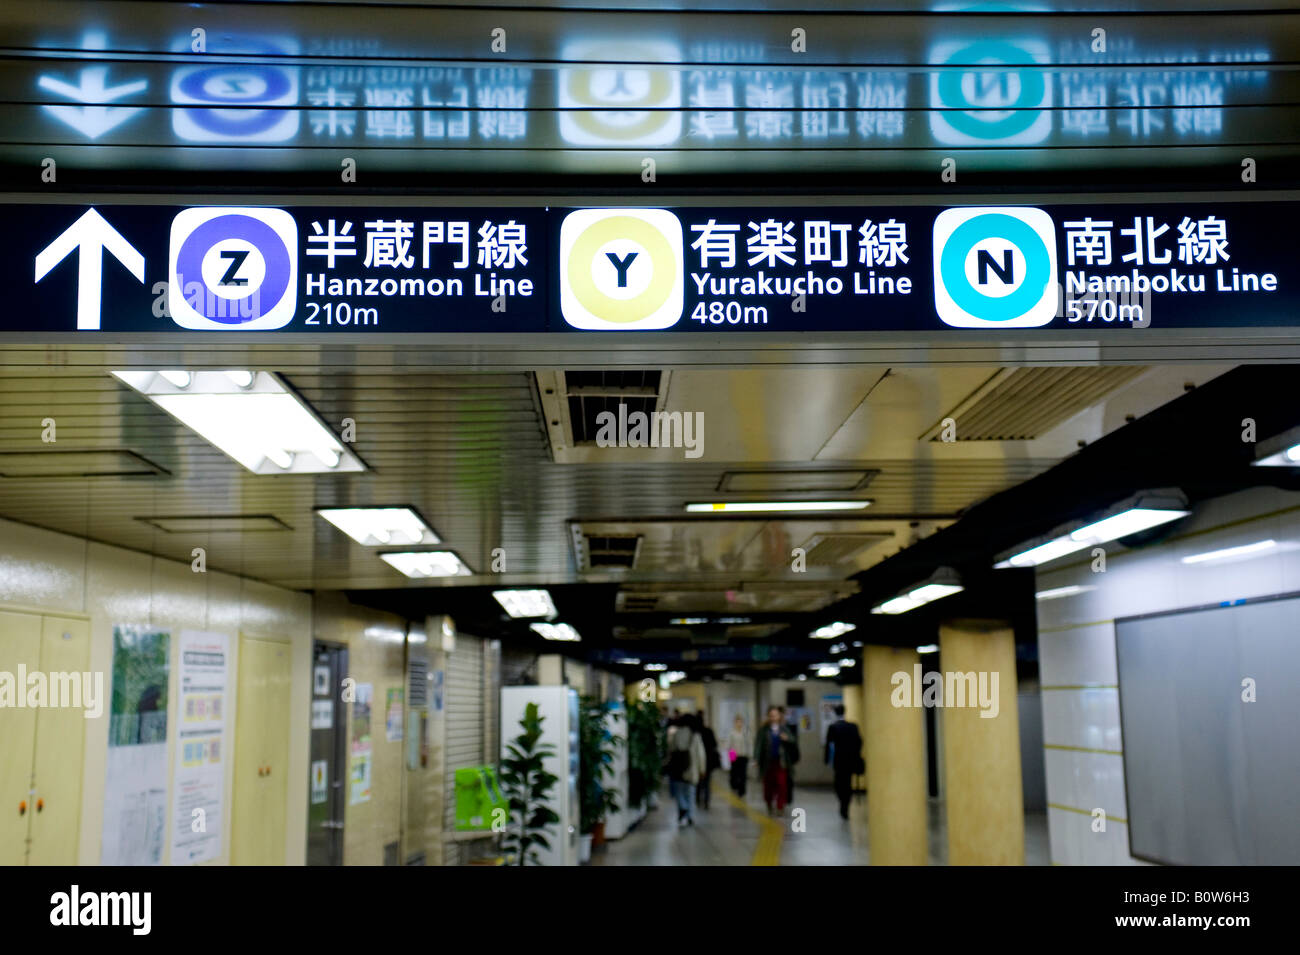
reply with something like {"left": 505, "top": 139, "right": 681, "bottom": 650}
{"left": 932, "top": 207, "right": 1057, "bottom": 328}
{"left": 928, "top": 39, "right": 1052, "bottom": 146}
{"left": 559, "top": 208, "right": 684, "bottom": 330}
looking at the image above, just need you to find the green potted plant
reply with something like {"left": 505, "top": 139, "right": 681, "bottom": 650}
{"left": 578, "top": 695, "right": 623, "bottom": 859}
{"left": 498, "top": 701, "right": 560, "bottom": 866}
{"left": 625, "top": 697, "right": 666, "bottom": 813}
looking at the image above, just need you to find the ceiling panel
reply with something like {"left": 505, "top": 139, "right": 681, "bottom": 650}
{"left": 0, "top": 345, "right": 1227, "bottom": 600}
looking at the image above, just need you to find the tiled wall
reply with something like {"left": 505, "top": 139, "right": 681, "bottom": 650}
{"left": 0, "top": 514, "right": 418, "bottom": 867}
{"left": 1035, "top": 485, "right": 1300, "bottom": 865}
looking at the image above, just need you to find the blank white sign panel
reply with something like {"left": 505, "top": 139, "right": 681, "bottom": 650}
{"left": 1116, "top": 596, "right": 1300, "bottom": 865}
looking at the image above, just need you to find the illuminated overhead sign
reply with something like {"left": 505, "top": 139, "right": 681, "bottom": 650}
{"left": 4, "top": 202, "right": 1290, "bottom": 337}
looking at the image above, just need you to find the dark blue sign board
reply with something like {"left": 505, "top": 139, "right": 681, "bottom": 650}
{"left": 3, "top": 202, "right": 1290, "bottom": 337}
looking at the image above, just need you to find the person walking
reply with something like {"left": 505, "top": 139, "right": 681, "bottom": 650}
{"left": 666, "top": 710, "right": 706, "bottom": 827}
{"left": 726, "top": 713, "right": 751, "bottom": 797}
{"left": 824, "top": 704, "right": 864, "bottom": 820}
{"left": 695, "top": 711, "right": 720, "bottom": 810}
{"left": 753, "top": 706, "right": 797, "bottom": 814}
{"left": 780, "top": 706, "right": 801, "bottom": 804}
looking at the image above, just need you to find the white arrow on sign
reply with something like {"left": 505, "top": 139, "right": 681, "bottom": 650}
{"left": 34, "top": 208, "right": 145, "bottom": 331}
{"left": 38, "top": 66, "right": 147, "bottom": 139}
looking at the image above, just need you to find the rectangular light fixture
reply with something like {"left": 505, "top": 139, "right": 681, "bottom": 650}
{"left": 811, "top": 621, "right": 856, "bottom": 640}
{"left": 0, "top": 449, "right": 169, "bottom": 479}
{"left": 815, "top": 666, "right": 841, "bottom": 678}
{"left": 997, "top": 502, "right": 1189, "bottom": 569}
{"left": 530, "top": 622, "right": 580, "bottom": 642}
{"left": 493, "top": 589, "right": 557, "bottom": 619}
{"left": 684, "top": 500, "right": 871, "bottom": 513}
{"left": 1253, "top": 443, "right": 1300, "bottom": 467}
{"left": 317, "top": 507, "right": 439, "bottom": 546}
{"left": 670, "top": 617, "right": 708, "bottom": 626}
{"left": 1035, "top": 584, "right": 1095, "bottom": 601}
{"left": 111, "top": 370, "right": 362, "bottom": 475}
{"left": 917, "top": 644, "right": 939, "bottom": 654}
{"left": 1181, "top": 539, "right": 1277, "bottom": 565}
{"left": 872, "top": 574, "right": 964, "bottom": 615}
{"left": 644, "top": 663, "right": 668, "bottom": 671}
{"left": 380, "top": 551, "right": 472, "bottom": 579}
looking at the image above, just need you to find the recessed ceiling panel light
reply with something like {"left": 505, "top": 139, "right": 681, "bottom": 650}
{"left": 685, "top": 500, "right": 871, "bottom": 514}
{"left": 811, "top": 621, "right": 856, "bottom": 639}
{"left": 318, "top": 507, "right": 439, "bottom": 546}
{"left": 493, "top": 589, "right": 557, "bottom": 619}
{"left": 380, "top": 551, "right": 472, "bottom": 578}
{"left": 530, "top": 622, "right": 581, "bottom": 642}
{"left": 111, "top": 370, "right": 362, "bottom": 475}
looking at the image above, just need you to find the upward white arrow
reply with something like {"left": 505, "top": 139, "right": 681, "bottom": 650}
{"left": 34, "top": 208, "right": 145, "bottom": 331}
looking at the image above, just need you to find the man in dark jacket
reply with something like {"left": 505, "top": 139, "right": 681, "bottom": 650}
{"left": 824, "top": 704, "right": 863, "bottom": 819}
{"left": 694, "top": 711, "right": 720, "bottom": 809}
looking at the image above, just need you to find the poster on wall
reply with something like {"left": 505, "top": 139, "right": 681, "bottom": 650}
{"left": 310, "top": 760, "right": 328, "bottom": 805}
{"left": 101, "top": 625, "right": 170, "bottom": 866}
{"left": 170, "top": 631, "right": 228, "bottom": 865}
{"left": 349, "top": 682, "right": 373, "bottom": 805}
{"left": 385, "top": 687, "right": 404, "bottom": 742}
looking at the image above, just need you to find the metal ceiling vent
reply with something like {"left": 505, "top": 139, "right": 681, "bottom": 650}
{"left": 922, "top": 366, "right": 1148, "bottom": 442}
{"left": 535, "top": 370, "right": 669, "bottom": 451}
{"left": 572, "top": 529, "right": 643, "bottom": 571}
{"left": 797, "top": 532, "right": 892, "bottom": 566}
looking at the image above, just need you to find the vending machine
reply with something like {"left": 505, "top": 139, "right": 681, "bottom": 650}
{"left": 499, "top": 685, "right": 579, "bottom": 866}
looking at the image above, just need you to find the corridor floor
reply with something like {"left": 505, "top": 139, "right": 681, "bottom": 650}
{"left": 593, "top": 782, "right": 1050, "bottom": 866}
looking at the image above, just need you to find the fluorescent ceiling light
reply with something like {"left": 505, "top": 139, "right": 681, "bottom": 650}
{"left": 716, "top": 616, "right": 751, "bottom": 624}
{"left": 684, "top": 500, "right": 871, "bottom": 513}
{"left": 317, "top": 507, "right": 439, "bottom": 546}
{"left": 838, "top": 658, "right": 856, "bottom": 667}
{"left": 670, "top": 617, "right": 708, "bottom": 625}
{"left": 872, "top": 577, "right": 964, "bottom": 615}
{"left": 1181, "top": 539, "right": 1277, "bottom": 565}
{"left": 1035, "top": 585, "right": 1095, "bottom": 601}
{"left": 615, "top": 657, "right": 641, "bottom": 666}
{"left": 1253, "top": 442, "right": 1300, "bottom": 467}
{"left": 998, "top": 504, "right": 1188, "bottom": 569}
{"left": 530, "top": 622, "right": 581, "bottom": 642}
{"left": 645, "top": 663, "right": 668, "bottom": 671}
{"left": 380, "top": 551, "right": 472, "bottom": 579}
{"left": 998, "top": 536, "right": 1091, "bottom": 569}
{"left": 917, "top": 644, "right": 939, "bottom": 654}
{"left": 665, "top": 671, "right": 686, "bottom": 683}
{"left": 1070, "top": 508, "right": 1189, "bottom": 543}
{"left": 815, "top": 667, "right": 840, "bottom": 678}
{"left": 811, "top": 621, "right": 856, "bottom": 639}
{"left": 111, "top": 370, "right": 362, "bottom": 475}
{"left": 493, "top": 589, "right": 557, "bottom": 619}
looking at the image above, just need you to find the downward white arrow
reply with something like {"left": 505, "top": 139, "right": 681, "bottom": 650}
{"left": 42, "top": 104, "right": 144, "bottom": 139}
{"left": 38, "top": 66, "right": 147, "bottom": 139}
{"left": 38, "top": 67, "right": 147, "bottom": 103}
{"left": 34, "top": 208, "right": 145, "bottom": 331}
